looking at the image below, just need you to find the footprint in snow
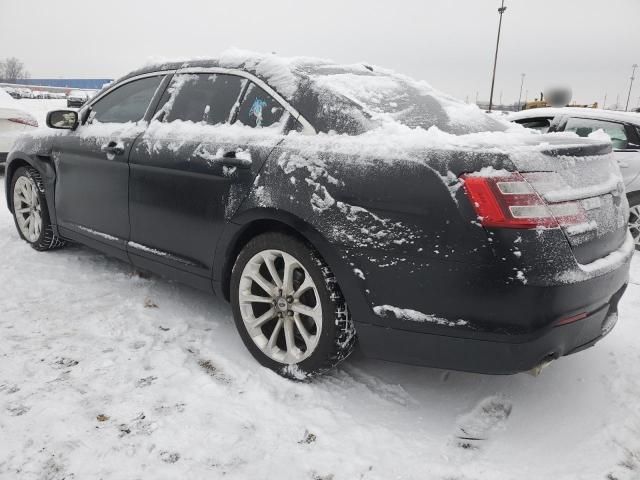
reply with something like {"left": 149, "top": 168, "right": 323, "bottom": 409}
{"left": 154, "top": 403, "right": 186, "bottom": 415}
{"left": 198, "top": 359, "right": 232, "bottom": 384}
{"left": 136, "top": 376, "right": 157, "bottom": 388}
{"left": 454, "top": 395, "right": 512, "bottom": 451}
{"left": 0, "top": 384, "right": 20, "bottom": 394}
{"left": 53, "top": 357, "right": 79, "bottom": 369}
{"left": 160, "top": 451, "right": 181, "bottom": 464}
{"left": 7, "top": 404, "right": 30, "bottom": 416}
{"left": 298, "top": 430, "right": 317, "bottom": 445}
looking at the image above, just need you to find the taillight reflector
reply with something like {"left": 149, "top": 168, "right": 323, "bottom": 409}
{"left": 554, "top": 312, "right": 588, "bottom": 327}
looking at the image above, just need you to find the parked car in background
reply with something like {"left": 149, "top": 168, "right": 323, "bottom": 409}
{"left": 17, "top": 88, "right": 34, "bottom": 99}
{"left": 4, "top": 53, "right": 633, "bottom": 378}
{"left": 66, "top": 90, "right": 91, "bottom": 108}
{"left": 32, "top": 90, "right": 50, "bottom": 99}
{"left": 3, "top": 87, "right": 22, "bottom": 99}
{"left": 0, "top": 87, "right": 38, "bottom": 164}
{"left": 508, "top": 107, "right": 640, "bottom": 249}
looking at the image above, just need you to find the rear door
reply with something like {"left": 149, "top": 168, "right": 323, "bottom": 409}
{"left": 128, "top": 72, "right": 290, "bottom": 280}
{"left": 54, "top": 75, "right": 165, "bottom": 258}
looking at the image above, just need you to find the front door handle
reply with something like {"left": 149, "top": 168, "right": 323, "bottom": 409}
{"left": 101, "top": 141, "right": 125, "bottom": 156}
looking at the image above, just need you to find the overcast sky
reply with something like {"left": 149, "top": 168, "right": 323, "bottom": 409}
{"left": 1, "top": 0, "right": 639, "bottom": 107}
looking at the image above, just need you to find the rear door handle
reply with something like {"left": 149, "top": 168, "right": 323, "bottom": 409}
{"left": 202, "top": 150, "right": 252, "bottom": 169}
{"left": 101, "top": 141, "right": 125, "bottom": 156}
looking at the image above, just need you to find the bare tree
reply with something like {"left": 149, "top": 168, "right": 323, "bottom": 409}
{"left": 1, "top": 57, "right": 30, "bottom": 83}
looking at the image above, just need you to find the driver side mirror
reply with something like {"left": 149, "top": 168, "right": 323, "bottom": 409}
{"left": 46, "top": 110, "right": 78, "bottom": 130}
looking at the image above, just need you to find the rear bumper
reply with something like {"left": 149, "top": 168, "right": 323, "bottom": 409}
{"left": 345, "top": 233, "right": 633, "bottom": 374}
{"left": 0, "top": 152, "right": 7, "bottom": 164}
{"left": 356, "top": 282, "right": 625, "bottom": 374}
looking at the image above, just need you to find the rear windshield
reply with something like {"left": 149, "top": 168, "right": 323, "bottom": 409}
{"left": 295, "top": 65, "right": 506, "bottom": 135}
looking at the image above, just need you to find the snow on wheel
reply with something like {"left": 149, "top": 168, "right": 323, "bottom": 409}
{"left": 230, "top": 232, "right": 355, "bottom": 379}
{"left": 10, "top": 166, "right": 65, "bottom": 251}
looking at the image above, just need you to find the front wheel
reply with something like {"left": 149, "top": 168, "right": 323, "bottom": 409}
{"left": 629, "top": 193, "right": 640, "bottom": 251}
{"left": 230, "top": 232, "right": 356, "bottom": 379}
{"left": 10, "top": 166, "right": 66, "bottom": 251}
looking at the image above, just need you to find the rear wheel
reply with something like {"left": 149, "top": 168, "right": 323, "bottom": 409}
{"left": 629, "top": 194, "right": 640, "bottom": 251}
{"left": 10, "top": 166, "right": 65, "bottom": 251}
{"left": 230, "top": 232, "right": 355, "bottom": 379}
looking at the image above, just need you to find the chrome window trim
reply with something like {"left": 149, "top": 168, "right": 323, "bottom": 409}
{"left": 174, "top": 66, "right": 316, "bottom": 135}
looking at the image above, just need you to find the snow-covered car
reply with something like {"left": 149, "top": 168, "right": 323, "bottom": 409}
{"left": 3, "top": 87, "right": 22, "bottom": 99}
{"left": 66, "top": 90, "right": 91, "bottom": 108}
{"left": 0, "top": 87, "right": 38, "bottom": 164}
{"left": 507, "top": 107, "right": 640, "bottom": 248}
{"left": 4, "top": 52, "right": 634, "bottom": 378}
{"left": 32, "top": 90, "right": 50, "bottom": 99}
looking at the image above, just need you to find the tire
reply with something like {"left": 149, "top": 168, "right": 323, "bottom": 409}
{"left": 629, "top": 193, "right": 640, "bottom": 251}
{"left": 10, "top": 166, "right": 66, "bottom": 251}
{"left": 230, "top": 232, "right": 356, "bottom": 379}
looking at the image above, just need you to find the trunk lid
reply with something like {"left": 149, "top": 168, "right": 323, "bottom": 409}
{"left": 510, "top": 137, "right": 628, "bottom": 264}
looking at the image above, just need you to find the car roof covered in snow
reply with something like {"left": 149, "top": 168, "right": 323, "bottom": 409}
{"left": 506, "top": 107, "right": 640, "bottom": 125}
{"left": 118, "top": 49, "right": 507, "bottom": 135}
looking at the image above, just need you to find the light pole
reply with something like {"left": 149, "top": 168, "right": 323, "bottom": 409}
{"left": 517, "top": 73, "right": 525, "bottom": 110}
{"left": 603, "top": 93, "right": 607, "bottom": 110}
{"left": 488, "top": 0, "right": 507, "bottom": 112}
{"left": 625, "top": 64, "right": 638, "bottom": 111}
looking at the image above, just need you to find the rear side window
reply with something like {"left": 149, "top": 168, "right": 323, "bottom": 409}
{"left": 162, "top": 74, "right": 246, "bottom": 125}
{"left": 90, "top": 76, "right": 163, "bottom": 124}
{"left": 514, "top": 117, "right": 553, "bottom": 133}
{"left": 236, "top": 83, "right": 287, "bottom": 128}
{"left": 564, "top": 117, "right": 629, "bottom": 149}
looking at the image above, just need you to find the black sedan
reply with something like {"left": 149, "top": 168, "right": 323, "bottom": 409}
{"left": 4, "top": 53, "right": 634, "bottom": 378}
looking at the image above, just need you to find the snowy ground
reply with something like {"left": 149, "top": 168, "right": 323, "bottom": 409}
{"left": 1, "top": 101, "right": 640, "bottom": 480}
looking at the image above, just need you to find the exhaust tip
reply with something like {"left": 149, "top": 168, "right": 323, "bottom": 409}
{"left": 528, "top": 353, "right": 558, "bottom": 377}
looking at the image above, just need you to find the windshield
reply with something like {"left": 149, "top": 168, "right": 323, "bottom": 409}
{"left": 297, "top": 64, "right": 506, "bottom": 135}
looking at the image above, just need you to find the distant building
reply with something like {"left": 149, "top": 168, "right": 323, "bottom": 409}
{"left": 0, "top": 78, "right": 112, "bottom": 90}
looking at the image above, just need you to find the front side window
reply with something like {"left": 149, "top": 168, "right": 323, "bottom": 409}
{"left": 90, "top": 76, "right": 163, "bottom": 124}
{"left": 236, "top": 83, "right": 287, "bottom": 128}
{"left": 564, "top": 117, "right": 629, "bottom": 149}
{"left": 162, "top": 74, "right": 246, "bottom": 125}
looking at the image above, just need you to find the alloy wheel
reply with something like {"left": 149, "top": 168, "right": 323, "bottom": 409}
{"left": 13, "top": 175, "right": 43, "bottom": 243}
{"left": 238, "top": 249, "right": 322, "bottom": 364}
{"left": 630, "top": 204, "right": 640, "bottom": 249}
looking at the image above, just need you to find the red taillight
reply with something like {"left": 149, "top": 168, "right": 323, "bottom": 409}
{"left": 8, "top": 117, "right": 38, "bottom": 128}
{"left": 461, "top": 172, "right": 586, "bottom": 229}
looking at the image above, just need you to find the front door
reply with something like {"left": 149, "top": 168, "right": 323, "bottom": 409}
{"left": 54, "top": 75, "right": 165, "bottom": 258}
{"left": 128, "top": 73, "right": 289, "bottom": 280}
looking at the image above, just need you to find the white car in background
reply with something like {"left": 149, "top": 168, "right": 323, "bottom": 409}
{"left": 507, "top": 107, "right": 640, "bottom": 249}
{"left": 66, "top": 89, "right": 92, "bottom": 108}
{"left": 0, "top": 88, "right": 38, "bottom": 165}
